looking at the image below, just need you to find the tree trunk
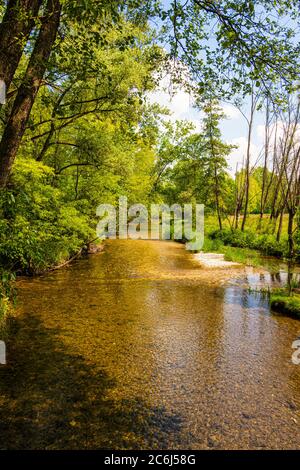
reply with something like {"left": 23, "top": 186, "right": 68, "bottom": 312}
{"left": 0, "top": 0, "right": 42, "bottom": 92}
{"left": 36, "top": 122, "right": 55, "bottom": 162}
{"left": 0, "top": 0, "right": 61, "bottom": 188}
{"left": 241, "top": 92, "right": 256, "bottom": 231}
{"left": 214, "top": 164, "right": 222, "bottom": 230}
{"left": 287, "top": 209, "right": 295, "bottom": 259}
{"left": 241, "top": 142, "right": 250, "bottom": 231}
{"left": 234, "top": 193, "right": 244, "bottom": 229}
{"left": 36, "top": 83, "right": 74, "bottom": 161}
{"left": 258, "top": 98, "right": 270, "bottom": 229}
{"left": 276, "top": 208, "right": 284, "bottom": 242}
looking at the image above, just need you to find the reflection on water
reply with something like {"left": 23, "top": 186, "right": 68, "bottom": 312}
{"left": 0, "top": 239, "right": 300, "bottom": 449}
{"left": 230, "top": 270, "right": 300, "bottom": 291}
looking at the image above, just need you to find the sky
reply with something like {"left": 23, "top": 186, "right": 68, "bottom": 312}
{"left": 148, "top": 76, "right": 267, "bottom": 176}
{"left": 146, "top": 0, "right": 298, "bottom": 176}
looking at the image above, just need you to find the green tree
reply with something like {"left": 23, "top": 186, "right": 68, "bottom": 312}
{"left": 200, "top": 100, "right": 236, "bottom": 229}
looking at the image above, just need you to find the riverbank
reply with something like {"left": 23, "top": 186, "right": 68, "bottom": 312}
{"left": 270, "top": 289, "right": 300, "bottom": 319}
{"left": 0, "top": 270, "right": 16, "bottom": 333}
{"left": 196, "top": 231, "right": 300, "bottom": 318}
{"left": 0, "top": 240, "right": 104, "bottom": 334}
{"left": 203, "top": 214, "right": 299, "bottom": 263}
{"left": 202, "top": 239, "right": 267, "bottom": 268}
{"left": 197, "top": 245, "right": 300, "bottom": 318}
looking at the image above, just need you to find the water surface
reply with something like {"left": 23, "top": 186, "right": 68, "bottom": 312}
{"left": 0, "top": 240, "right": 300, "bottom": 449}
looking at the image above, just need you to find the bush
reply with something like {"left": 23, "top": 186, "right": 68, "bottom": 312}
{"left": 0, "top": 270, "right": 16, "bottom": 325}
{"left": 0, "top": 158, "right": 93, "bottom": 274}
{"left": 209, "top": 228, "right": 289, "bottom": 258}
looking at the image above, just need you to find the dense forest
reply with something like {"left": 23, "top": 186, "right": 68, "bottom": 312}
{"left": 0, "top": 0, "right": 300, "bottom": 321}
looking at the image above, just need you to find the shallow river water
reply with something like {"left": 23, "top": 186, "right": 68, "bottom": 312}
{"left": 0, "top": 239, "right": 300, "bottom": 449}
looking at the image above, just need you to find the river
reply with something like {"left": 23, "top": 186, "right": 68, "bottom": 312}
{"left": 0, "top": 239, "right": 300, "bottom": 449}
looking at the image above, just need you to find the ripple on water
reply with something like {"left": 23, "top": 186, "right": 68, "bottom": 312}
{"left": 1, "top": 239, "right": 300, "bottom": 450}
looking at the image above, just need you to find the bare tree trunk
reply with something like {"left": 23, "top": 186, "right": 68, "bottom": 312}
{"left": 287, "top": 209, "right": 295, "bottom": 258}
{"left": 276, "top": 207, "right": 284, "bottom": 242}
{"left": 287, "top": 260, "right": 294, "bottom": 296}
{"left": 0, "top": 0, "right": 42, "bottom": 92}
{"left": 241, "top": 129, "right": 251, "bottom": 231}
{"left": 0, "top": 0, "right": 61, "bottom": 188}
{"left": 233, "top": 163, "right": 240, "bottom": 229}
{"left": 214, "top": 164, "right": 223, "bottom": 230}
{"left": 234, "top": 176, "right": 244, "bottom": 230}
{"left": 206, "top": 100, "right": 223, "bottom": 230}
{"left": 277, "top": 101, "right": 300, "bottom": 258}
{"left": 258, "top": 98, "right": 270, "bottom": 228}
{"left": 36, "top": 122, "right": 55, "bottom": 162}
{"left": 269, "top": 106, "right": 295, "bottom": 222}
{"left": 241, "top": 90, "right": 257, "bottom": 231}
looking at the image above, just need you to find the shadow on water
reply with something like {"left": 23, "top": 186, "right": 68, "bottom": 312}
{"left": 0, "top": 314, "right": 186, "bottom": 450}
{"left": 3, "top": 240, "right": 300, "bottom": 450}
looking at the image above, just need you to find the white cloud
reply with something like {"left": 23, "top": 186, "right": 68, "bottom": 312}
{"left": 221, "top": 104, "right": 241, "bottom": 120}
{"left": 148, "top": 87, "right": 193, "bottom": 120}
{"left": 147, "top": 85, "right": 204, "bottom": 135}
{"left": 148, "top": 75, "right": 268, "bottom": 175}
{"left": 256, "top": 122, "right": 282, "bottom": 142}
{"left": 227, "top": 136, "right": 261, "bottom": 175}
{"left": 256, "top": 119, "right": 300, "bottom": 144}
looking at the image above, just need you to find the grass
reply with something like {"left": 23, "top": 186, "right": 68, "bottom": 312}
{"left": 204, "top": 212, "right": 300, "bottom": 318}
{"left": 270, "top": 289, "right": 300, "bottom": 319}
{"left": 205, "top": 213, "right": 292, "bottom": 235}
{"left": 200, "top": 213, "right": 299, "bottom": 266}
{"left": 201, "top": 236, "right": 263, "bottom": 267}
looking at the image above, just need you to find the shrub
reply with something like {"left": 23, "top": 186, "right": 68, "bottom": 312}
{"left": 209, "top": 228, "right": 288, "bottom": 258}
{"left": 0, "top": 158, "right": 93, "bottom": 274}
{"left": 0, "top": 270, "right": 16, "bottom": 325}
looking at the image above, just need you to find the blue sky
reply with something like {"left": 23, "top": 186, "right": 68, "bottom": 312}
{"left": 147, "top": 0, "right": 272, "bottom": 175}
{"left": 148, "top": 78, "right": 266, "bottom": 175}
